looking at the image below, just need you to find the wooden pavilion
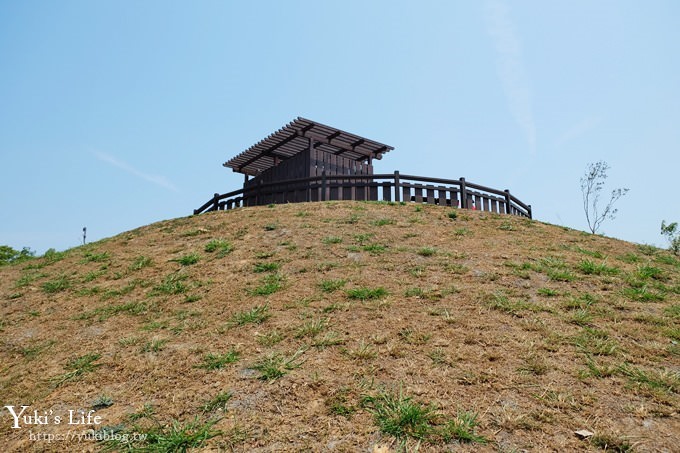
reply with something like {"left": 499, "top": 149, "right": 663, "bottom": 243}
{"left": 195, "top": 117, "right": 532, "bottom": 218}
{"left": 223, "top": 117, "right": 393, "bottom": 205}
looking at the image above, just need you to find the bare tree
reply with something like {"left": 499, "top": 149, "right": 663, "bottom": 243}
{"left": 580, "top": 161, "right": 629, "bottom": 234}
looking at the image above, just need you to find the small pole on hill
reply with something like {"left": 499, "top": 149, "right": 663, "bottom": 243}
{"left": 83, "top": 227, "right": 87, "bottom": 245}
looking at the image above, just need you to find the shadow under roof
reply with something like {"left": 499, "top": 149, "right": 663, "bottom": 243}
{"left": 223, "top": 117, "right": 394, "bottom": 176}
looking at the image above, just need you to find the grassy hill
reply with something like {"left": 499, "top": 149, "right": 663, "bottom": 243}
{"left": 1, "top": 201, "right": 678, "bottom": 452}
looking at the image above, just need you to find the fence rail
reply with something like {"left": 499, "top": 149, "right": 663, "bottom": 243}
{"left": 194, "top": 171, "right": 532, "bottom": 218}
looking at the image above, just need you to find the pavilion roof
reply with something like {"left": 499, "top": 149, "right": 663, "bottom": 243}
{"left": 223, "top": 117, "right": 394, "bottom": 176}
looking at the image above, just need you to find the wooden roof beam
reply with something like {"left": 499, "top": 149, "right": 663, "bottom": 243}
{"left": 227, "top": 123, "right": 317, "bottom": 172}
{"left": 299, "top": 130, "right": 375, "bottom": 158}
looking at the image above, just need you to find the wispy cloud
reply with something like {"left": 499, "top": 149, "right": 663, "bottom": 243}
{"left": 555, "top": 115, "right": 603, "bottom": 148}
{"left": 94, "top": 151, "right": 179, "bottom": 192}
{"left": 486, "top": 0, "right": 536, "bottom": 154}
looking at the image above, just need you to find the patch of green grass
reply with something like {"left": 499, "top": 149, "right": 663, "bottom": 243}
{"left": 563, "top": 293, "right": 597, "bottom": 310}
{"left": 201, "top": 392, "right": 232, "bottom": 413}
{"left": 127, "top": 403, "right": 155, "bottom": 421}
{"left": 318, "top": 278, "right": 347, "bottom": 293}
{"left": 82, "top": 270, "right": 106, "bottom": 282}
{"left": 579, "top": 356, "right": 617, "bottom": 379}
{"left": 353, "top": 233, "right": 374, "bottom": 244}
{"left": 578, "top": 259, "right": 619, "bottom": 275}
{"left": 228, "top": 304, "right": 270, "bottom": 327}
{"left": 326, "top": 389, "right": 356, "bottom": 417}
{"left": 618, "top": 252, "right": 640, "bottom": 264}
{"left": 129, "top": 255, "right": 153, "bottom": 271}
{"left": 99, "top": 279, "right": 148, "bottom": 301}
{"left": 537, "top": 287, "right": 559, "bottom": 297}
{"left": 118, "top": 336, "right": 140, "bottom": 347}
{"left": 439, "top": 410, "right": 489, "bottom": 444}
{"left": 264, "top": 223, "right": 278, "bottom": 231}
{"left": 362, "top": 243, "right": 387, "bottom": 254}
{"left": 41, "top": 275, "right": 71, "bottom": 293}
{"left": 107, "top": 416, "right": 221, "bottom": 451}
{"left": 655, "top": 254, "right": 680, "bottom": 267}
{"left": 142, "top": 320, "right": 169, "bottom": 331}
{"left": 445, "top": 263, "right": 469, "bottom": 274}
{"left": 590, "top": 433, "right": 633, "bottom": 452}
{"left": 312, "top": 332, "right": 346, "bottom": 349}
{"left": 617, "top": 363, "right": 679, "bottom": 394}
{"left": 256, "top": 330, "right": 284, "bottom": 346}
{"left": 404, "top": 287, "right": 425, "bottom": 298}
{"left": 15, "top": 271, "right": 47, "bottom": 288}
{"left": 75, "top": 301, "right": 148, "bottom": 322}
{"left": 295, "top": 318, "right": 328, "bottom": 339}
{"left": 637, "top": 244, "right": 658, "bottom": 256}
{"left": 484, "top": 292, "right": 536, "bottom": 316}
{"left": 623, "top": 285, "right": 665, "bottom": 302}
{"left": 346, "top": 286, "right": 388, "bottom": 300}
{"left": 347, "top": 340, "right": 377, "bottom": 360}
{"left": 50, "top": 353, "right": 101, "bottom": 387}
{"left": 398, "top": 328, "right": 431, "bottom": 345}
{"left": 181, "top": 229, "right": 207, "bottom": 237}
{"left": 663, "top": 304, "right": 680, "bottom": 319}
{"left": 427, "top": 347, "right": 450, "bottom": 366}
{"left": 361, "top": 389, "right": 437, "bottom": 441}
{"left": 248, "top": 273, "right": 284, "bottom": 296}
{"left": 81, "top": 250, "right": 110, "bottom": 263}
{"left": 636, "top": 264, "right": 666, "bottom": 280}
{"left": 204, "top": 239, "right": 233, "bottom": 257}
{"left": 575, "top": 247, "right": 604, "bottom": 259}
{"left": 322, "top": 236, "right": 343, "bottom": 244}
{"left": 19, "top": 340, "right": 56, "bottom": 359}
{"left": 253, "top": 262, "right": 280, "bottom": 273}
{"left": 498, "top": 221, "right": 514, "bottom": 231}
{"left": 344, "top": 214, "right": 360, "bottom": 224}
{"left": 447, "top": 211, "right": 458, "bottom": 220}
{"left": 517, "top": 354, "right": 549, "bottom": 375}
{"left": 252, "top": 349, "right": 305, "bottom": 381}
{"left": 361, "top": 389, "right": 489, "bottom": 445}
{"left": 569, "top": 309, "right": 594, "bottom": 326}
{"left": 172, "top": 253, "right": 200, "bottom": 266}
{"left": 24, "top": 248, "right": 67, "bottom": 269}
{"left": 573, "top": 328, "right": 619, "bottom": 356}
{"left": 453, "top": 228, "right": 471, "bottom": 236}
{"left": 372, "top": 218, "right": 394, "bottom": 226}
{"left": 141, "top": 338, "right": 168, "bottom": 353}
{"left": 92, "top": 285, "right": 119, "bottom": 298}
{"left": 152, "top": 273, "right": 189, "bottom": 295}
{"left": 547, "top": 268, "right": 577, "bottom": 282}
{"left": 417, "top": 247, "right": 436, "bottom": 257}
{"left": 197, "top": 349, "right": 240, "bottom": 370}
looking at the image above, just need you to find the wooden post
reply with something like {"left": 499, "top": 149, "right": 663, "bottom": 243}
{"left": 394, "top": 171, "right": 401, "bottom": 202}
{"left": 321, "top": 170, "right": 327, "bottom": 201}
{"left": 504, "top": 190, "right": 512, "bottom": 215}
{"left": 459, "top": 178, "right": 467, "bottom": 209}
{"left": 528, "top": 205, "right": 532, "bottom": 219}
{"left": 212, "top": 193, "right": 219, "bottom": 211}
{"left": 256, "top": 179, "right": 262, "bottom": 206}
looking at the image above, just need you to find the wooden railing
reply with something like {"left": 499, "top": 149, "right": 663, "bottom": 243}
{"left": 194, "top": 171, "right": 532, "bottom": 218}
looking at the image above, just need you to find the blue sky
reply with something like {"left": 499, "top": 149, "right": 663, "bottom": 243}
{"left": 1, "top": 0, "right": 678, "bottom": 253}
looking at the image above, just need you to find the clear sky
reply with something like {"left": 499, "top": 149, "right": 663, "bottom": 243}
{"left": 1, "top": 0, "right": 678, "bottom": 254}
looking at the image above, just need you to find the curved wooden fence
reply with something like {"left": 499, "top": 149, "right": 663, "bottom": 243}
{"left": 194, "top": 171, "right": 532, "bottom": 218}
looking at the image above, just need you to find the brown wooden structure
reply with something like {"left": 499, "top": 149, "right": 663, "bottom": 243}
{"left": 195, "top": 117, "right": 532, "bottom": 218}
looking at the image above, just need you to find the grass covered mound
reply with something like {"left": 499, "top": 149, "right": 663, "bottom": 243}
{"left": 1, "top": 201, "right": 678, "bottom": 452}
